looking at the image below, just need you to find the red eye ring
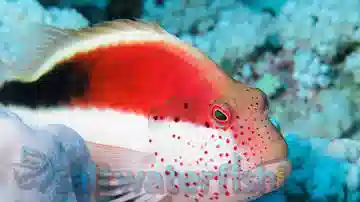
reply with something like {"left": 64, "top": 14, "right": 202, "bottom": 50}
{"left": 210, "top": 104, "right": 232, "bottom": 125}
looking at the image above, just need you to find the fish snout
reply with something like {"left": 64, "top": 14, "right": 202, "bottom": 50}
{"left": 231, "top": 114, "right": 291, "bottom": 196}
{"left": 251, "top": 122, "right": 291, "bottom": 195}
{"left": 263, "top": 121, "right": 288, "bottom": 162}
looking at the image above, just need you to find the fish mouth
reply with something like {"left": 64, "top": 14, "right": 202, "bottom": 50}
{"left": 193, "top": 159, "right": 292, "bottom": 201}
{"left": 233, "top": 159, "right": 292, "bottom": 200}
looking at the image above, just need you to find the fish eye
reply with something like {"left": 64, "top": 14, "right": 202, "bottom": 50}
{"left": 214, "top": 109, "right": 227, "bottom": 121}
{"left": 210, "top": 103, "right": 232, "bottom": 125}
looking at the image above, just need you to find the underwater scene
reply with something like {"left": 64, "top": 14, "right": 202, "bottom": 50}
{"left": 0, "top": 0, "right": 360, "bottom": 202}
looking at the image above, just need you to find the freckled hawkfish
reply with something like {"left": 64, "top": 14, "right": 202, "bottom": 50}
{"left": 0, "top": 19, "right": 291, "bottom": 202}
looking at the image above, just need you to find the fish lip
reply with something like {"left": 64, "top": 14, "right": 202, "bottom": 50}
{"left": 225, "top": 159, "right": 291, "bottom": 198}
{"left": 259, "top": 157, "right": 289, "bottom": 168}
{"left": 247, "top": 159, "right": 291, "bottom": 187}
{"left": 256, "top": 158, "right": 292, "bottom": 184}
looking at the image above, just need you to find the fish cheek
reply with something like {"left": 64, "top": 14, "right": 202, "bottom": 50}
{"left": 228, "top": 117, "right": 267, "bottom": 170}
{"left": 145, "top": 101, "right": 193, "bottom": 168}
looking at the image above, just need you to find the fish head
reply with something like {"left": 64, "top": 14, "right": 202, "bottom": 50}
{"left": 145, "top": 62, "right": 291, "bottom": 200}
{"left": 195, "top": 80, "right": 291, "bottom": 199}
{"left": 217, "top": 81, "right": 289, "bottom": 170}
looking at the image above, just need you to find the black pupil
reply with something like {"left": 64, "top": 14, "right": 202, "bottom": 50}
{"left": 214, "top": 109, "right": 227, "bottom": 121}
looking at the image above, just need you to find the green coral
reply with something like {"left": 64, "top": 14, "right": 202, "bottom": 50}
{"left": 219, "top": 57, "right": 235, "bottom": 77}
{"left": 255, "top": 73, "right": 282, "bottom": 97}
{"left": 61, "top": 0, "right": 109, "bottom": 8}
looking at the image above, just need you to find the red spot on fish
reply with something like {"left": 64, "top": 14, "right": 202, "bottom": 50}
{"left": 205, "top": 122, "right": 211, "bottom": 128}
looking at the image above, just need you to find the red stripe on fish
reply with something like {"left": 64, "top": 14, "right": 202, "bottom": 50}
{"left": 68, "top": 41, "right": 221, "bottom": 127}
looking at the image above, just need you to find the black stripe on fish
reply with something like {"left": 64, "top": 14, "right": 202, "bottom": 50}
{"left": 0, "top": 60, "right": 90, "bottom": 108}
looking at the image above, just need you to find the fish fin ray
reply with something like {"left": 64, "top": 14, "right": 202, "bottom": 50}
{"left": 79, "top": 19, "right": 167, "bottom": 37}
{"left": 86, "top": 142, "right": 162, "bottom": 202}
{"left": 2, "top": 19, "right": 206, "bottom": 84}
{"left": 0, "top": 21, "right": 77, "bottom": 83}
{"left": 133, "top": 194, "right": 172, "bottom": 202}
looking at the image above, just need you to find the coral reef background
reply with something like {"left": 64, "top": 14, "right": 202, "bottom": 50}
{"left": 1, "top": 0, "right": 360, "bottom": 201}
